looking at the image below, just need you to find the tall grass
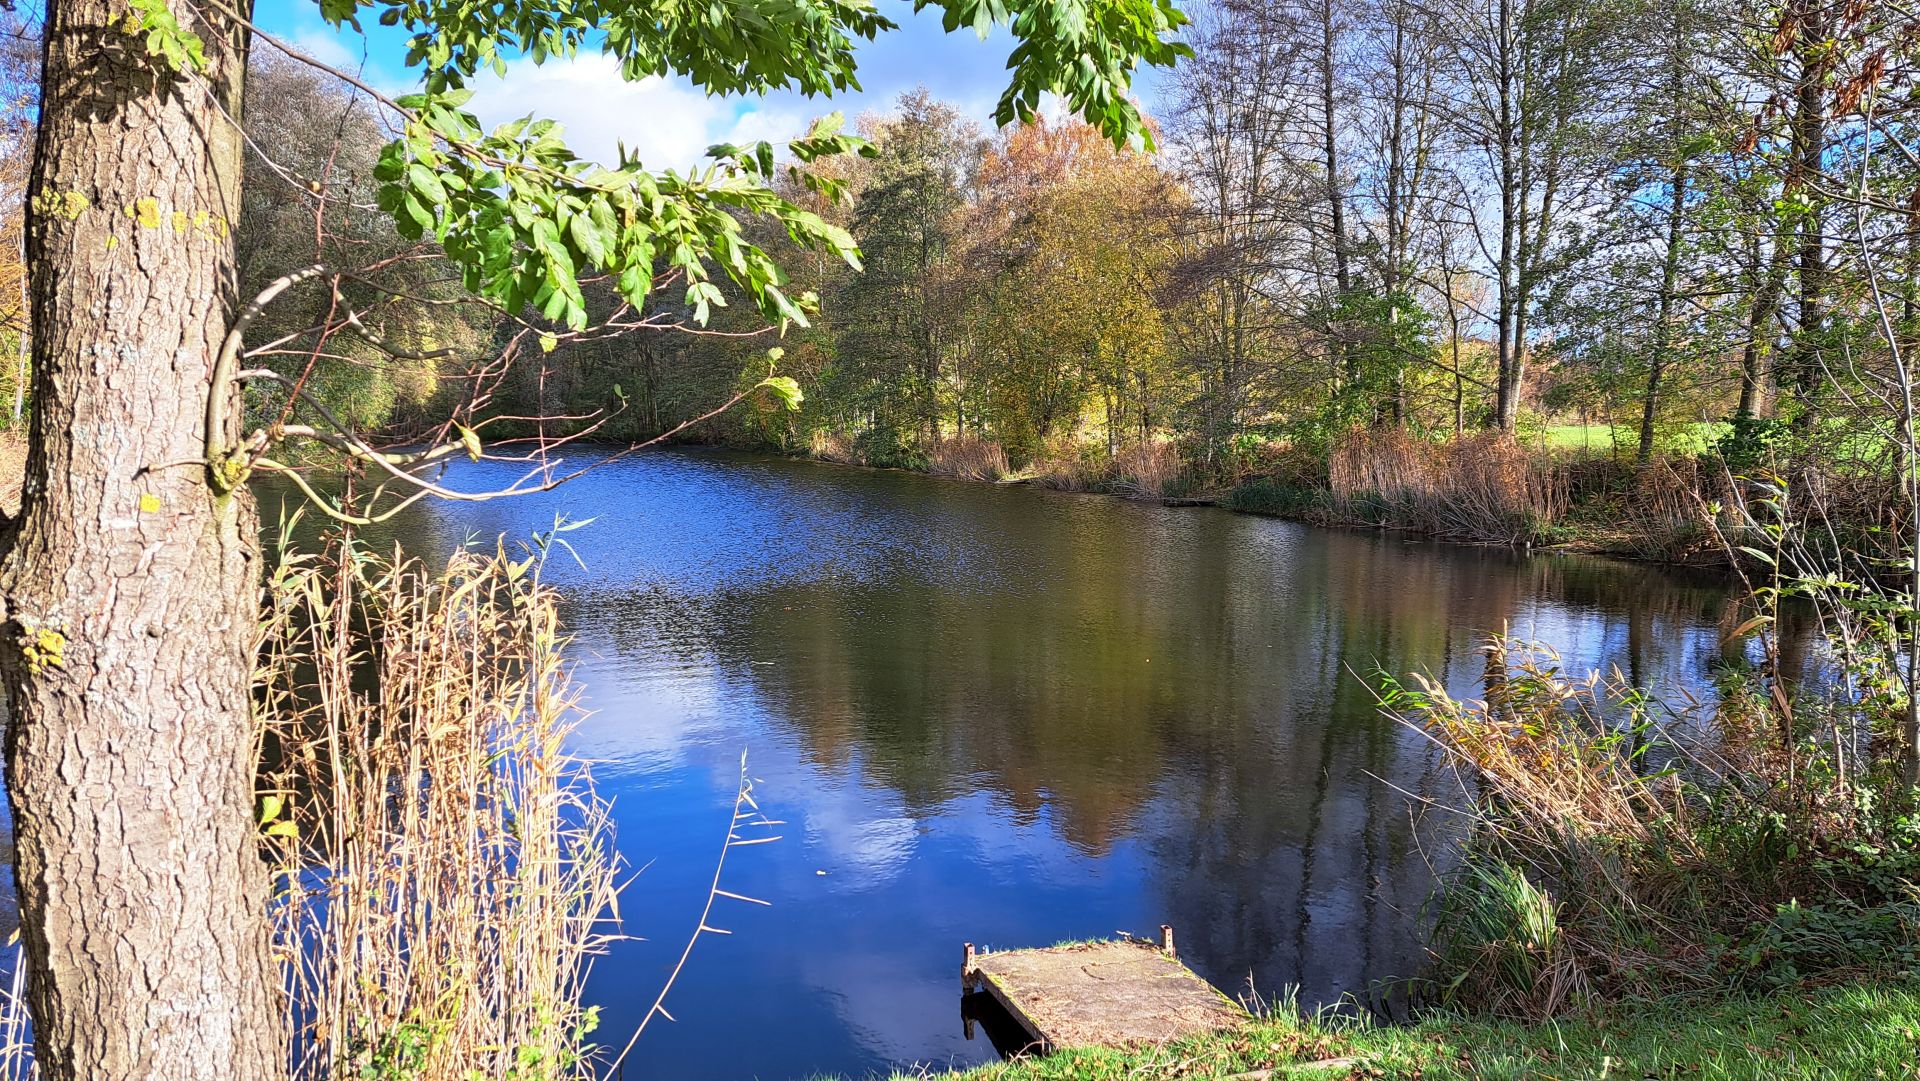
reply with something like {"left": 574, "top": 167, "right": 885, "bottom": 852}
{"left": 1026, "top": 440, "right": 1104, "bottom": 492}
{"left": 809, "top": 429, "right": 863, "bottom": 466}
{"left": 926, "top": 435, "right": 1011, "bottom": 482}
{"left": 1385, "top": 633, "right": 1920, "bottom": 1020}
{"left": 1109, "top": 441, "right": 1181, "bottom": 499}
{"left": 1328, "top": 430, "right": 1567, "bottom": 544}
{"left": 1026, "top": 439, "right": 1185, "bottom": 499}
{"left": 257, "top": 539, "right": 622, "bottom": 1080}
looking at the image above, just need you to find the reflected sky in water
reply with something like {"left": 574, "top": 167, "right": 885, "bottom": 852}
{"left": 261, "top": 448, "right": 1765, "bottom": 1078}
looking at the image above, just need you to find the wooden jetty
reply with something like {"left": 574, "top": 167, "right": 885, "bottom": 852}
{"left": 961, "top": 926, "right": 1249, "bottom": 1054}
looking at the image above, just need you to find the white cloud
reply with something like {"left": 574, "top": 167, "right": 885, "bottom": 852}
{"left": 467, "top": 53, "right": 815, "bottom": 173}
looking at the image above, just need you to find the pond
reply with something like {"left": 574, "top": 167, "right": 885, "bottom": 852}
{"left": 0, "top": 447, "right": 1787, "bottom": 1079}
{"left": 310, "top": 447, "right": 1769, "bottom": 1080}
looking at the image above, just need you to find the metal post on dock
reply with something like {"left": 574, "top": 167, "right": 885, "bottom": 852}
{"left": 962, "top": 942, "right": 976, "bottom": 992}
{"left": 1160, "top": 924, "right": 1176, "bottom": 958}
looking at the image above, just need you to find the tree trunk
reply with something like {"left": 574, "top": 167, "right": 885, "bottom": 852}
{"left": 1, "top": 4, "right": 283, "bottom": 1079}
{"left": 1317, "top": 0, "right": 1354, "bottom": 387}
{"left": 1788, "top": 0, "right": 1828, "bottom": 431}
{"left": 1639, "top": 148, "right": 1689, "bottom": 469}
{"left": 1739, "top": 230, "right": 1789, "bottom": 419}
{"left": 8, "top": 226, "right": 24, "bottom": 426}
{"left": 1492, "top": 0, "right": 1523, "bottom": 432}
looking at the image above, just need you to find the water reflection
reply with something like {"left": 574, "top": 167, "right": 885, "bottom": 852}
{"left": 261, "top": 448, "right": 1753, "bottom": 1079}
{"left": 206, "top": 450, "right": 1772, "bottom": 1077}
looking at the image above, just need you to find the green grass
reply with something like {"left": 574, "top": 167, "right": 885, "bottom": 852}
{"left": 1530, "top": 422, "right": 1727, "bottom": 454}
{"left": 870, "top": 981, "right": 1920, "bottom": 1080}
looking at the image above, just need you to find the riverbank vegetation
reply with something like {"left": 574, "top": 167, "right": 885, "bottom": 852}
{"left": 884, "top": 981, "right": 1920, "bottom": 1079}
{"left": 6, "top": 2, "right": 1913, "bottom": 566}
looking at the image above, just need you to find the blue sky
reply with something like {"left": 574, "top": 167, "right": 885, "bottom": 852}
{"left": 255, "top": 1, "right": 1173, "bottom": 171}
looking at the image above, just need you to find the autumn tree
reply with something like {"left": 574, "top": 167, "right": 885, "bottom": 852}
{"left": 829, "top": 91, "right": 983, "bottom": 459}
{"left": 1164, "top": 2, "right": 1310, "bottom": 467}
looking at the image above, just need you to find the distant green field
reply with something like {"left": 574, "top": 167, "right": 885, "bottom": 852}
{"left": 1530, "top": 421, "right": 1726, "bottom": 455}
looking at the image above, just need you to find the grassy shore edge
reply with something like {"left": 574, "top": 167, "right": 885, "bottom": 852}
{"left": 866, "top": 980, "right": 1920, "bottom": 1080}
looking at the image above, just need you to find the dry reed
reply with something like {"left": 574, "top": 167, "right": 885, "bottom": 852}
{"left": 1329, "top": 429, "right": 1566, "bottom": 544}
{"left": 1382, "top": 634, "right": 1780, "bottom": 1017}
{"left": 1110, "top": 441, "right": 1181, "bottom": 500}
{"left": 256, "top": 538, "right": 622, "bottom": 1081}
{"left": 1608, "top": 457, "right": 1733, "bottom": 563}
{"left": 1025, "top": 439, "right": 1102, "bottom": 492}
{"left": 0, "top": 946, "right": 32, "bottom": 1080}
{"left": 925, "top": 434, "right": 1010, "bottom": 481}
{"left": 809, "top": 430, "right": 863, "bottom": 467}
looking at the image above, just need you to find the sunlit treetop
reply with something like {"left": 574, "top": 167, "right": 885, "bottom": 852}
{"left": 139, "top": 0, "right": 1189, "bottom": 337}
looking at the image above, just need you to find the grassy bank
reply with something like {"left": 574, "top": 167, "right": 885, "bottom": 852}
{"left": 797, "top": 426, "right": 1778, "bottom": 566}
{"left": 882, "top": 981, "right": 1920, "bottom": 1079}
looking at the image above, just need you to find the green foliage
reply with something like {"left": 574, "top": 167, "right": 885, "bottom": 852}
{"left": 854, "top": 424, "right": 929, "bottom": 472}
{"left": 1739, "top": 897, "right": 1920, "bottom": 988}
{"left": 1291, "top": 290, "right": 1434, "bottom": 452}
{"left": 1714, "top": 413, "right": 1792, "bottom": 473}
{"left": 372, "top": 96, "right": 860, "bottom": 330}
{"left": 328, "top": 0, "right": 1185, "bottom": 146}
{"left": 919, "top": 0, "right": 1191, "bottom": 145}
{"left": 347, "top": 1020, "right": 441, "bottom": 1080}
{"left": 312, "top": 0, "right": 1188, "bottom": 335}
{"left": 125, "top": 0, "right": 206, "bottom": 71}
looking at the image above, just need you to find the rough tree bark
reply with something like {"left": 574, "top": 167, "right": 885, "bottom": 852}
{"left": 0, "top": 4, "right": 282, "bottom": 1079}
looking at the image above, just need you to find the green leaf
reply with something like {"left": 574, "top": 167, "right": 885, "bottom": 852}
{"left": 126, "top": 0, "right": 207, "bottom": 73}
{"left": 408, "top": 162, "right": 448, "bottom": 204}
{"left": 755, "top": 375, "right": 805, "bottom": 412}
{"left": 568, "top": 210, "right": 611, "bottom": 266}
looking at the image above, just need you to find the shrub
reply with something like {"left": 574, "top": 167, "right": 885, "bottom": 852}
{"left": 855, "top": 425, "right": 928, "bottom": 471}
{"left": 1224, "top": 478, "right": 1334, "bottom": 519}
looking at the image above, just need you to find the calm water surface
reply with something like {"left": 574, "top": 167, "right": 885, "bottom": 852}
{"left": 324, "top": 447, "right": 1758, "bottom": 1080}
{"left": 0, "top": 447, "right": 1770, "bottom": 1079}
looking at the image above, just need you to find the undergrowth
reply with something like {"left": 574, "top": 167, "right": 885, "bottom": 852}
{"left": 1378, "top": 634, "right": 1920, "bottom": 1020}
